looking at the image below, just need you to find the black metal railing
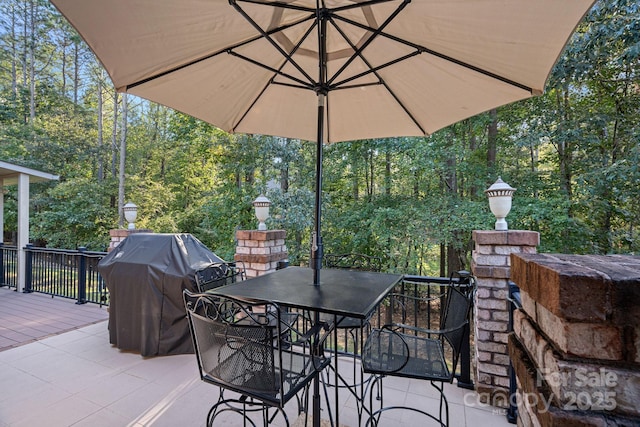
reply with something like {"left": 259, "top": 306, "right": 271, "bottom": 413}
{"left": 389, "top": 272, "right": 475, "bottom": 389}
{"left": 1, "top": 244, "right": 474, "bottom": 385}
{"left": 300, "top": 270, "right": 475, "bottom": 389}
{"left": 22, "top": 245, "right": 109, "bottom": 306}
{"left": 0, "top": 244, "right": 18, "bottom": 288}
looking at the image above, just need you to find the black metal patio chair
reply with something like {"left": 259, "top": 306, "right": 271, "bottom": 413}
{"left": 361, "top": 276, "right": 476, "bottom": 427}
{"left": 324, "top": 253, "right": 382, "bottom": 272}
{"left": 321, "top": 253, "right": 382, "bottom": 352}
{"left": 316, "top": 253, "right": 382, "bottom": 422}
{"left": 183, "top": 290, "right": 330, "bottom": 427}
{"left": 194, "top": 261, "right": 246, "bottom": 292}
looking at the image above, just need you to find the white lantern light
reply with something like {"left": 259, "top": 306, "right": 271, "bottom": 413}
{"left": 484, "top": 178, "right": 516, "bottom": 231}
{"left": 252, "top": 195, "right": 271, "bottom": 231}
{"left": 123, "top": 202, "right": 138, "bottom": 230}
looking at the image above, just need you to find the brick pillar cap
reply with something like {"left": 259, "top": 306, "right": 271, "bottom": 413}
{"left": 473, "top": 230, "right": 539, "bottom": 246}
{"left": 109, "top": 229, "right": 130, "bottom": 237}
{"left": 236, "top": 229, "right": 287, "bottom": 241}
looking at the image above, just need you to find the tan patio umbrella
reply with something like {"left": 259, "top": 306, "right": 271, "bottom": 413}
{"left": 51, "top": 0, "right": 595, "bottom": 284}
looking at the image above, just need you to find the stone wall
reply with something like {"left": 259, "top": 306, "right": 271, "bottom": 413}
{"left": 510, "top": 253, "right": 640, "bottom": 426}
{"left": 234, "top": 229, "right": 288, "bottom": 278}
{"left": 472, "top": 230, "right": 539, "bottom": 404}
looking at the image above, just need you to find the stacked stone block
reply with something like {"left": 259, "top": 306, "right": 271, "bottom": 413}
{"left": 472, "top": 230, "right": 540, "bottom": 404}
{"left": 510, "top": 253, "right": 640, "bottom": 426}
{"left": 234, "top": 229, "right": 288, "bottom": 278}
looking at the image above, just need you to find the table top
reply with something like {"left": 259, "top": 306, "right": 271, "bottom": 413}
{"left": 210, "top": 266, "right": 403, "bottom": 319}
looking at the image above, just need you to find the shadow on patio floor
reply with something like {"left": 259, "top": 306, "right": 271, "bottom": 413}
{"left": 0, "top": 287, "right": 512, "bottom": 427}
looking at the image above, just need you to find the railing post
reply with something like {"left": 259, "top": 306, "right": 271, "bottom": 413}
{"left": 24, "top": 243, "right": 33, "bottom": 293}
{"left": 76, "top": 246, "right": 87, "bottom": 304}
{"left": 457, "top": 317, "right": 474, "bottom": 389}
{"left": 457, "top": 271, "right": 474, "bottom": 389}
{"left": 507, "top": 281, "right": 521, "bottom": 424}
{"left": 0, "top": 242, "right": 5, "bottom": 286}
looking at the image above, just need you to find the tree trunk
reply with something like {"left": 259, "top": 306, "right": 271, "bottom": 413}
{"left": 557, "top": 88, "right": 573, "bottom": 200}
{"left": 444, "top": 137, "right": 462, "bottom": 276}
{"left": 487, "top": 108, "right": 498, "bottom": 171}
{"left": 97, "top": 72, "right": 104, "bottom": 181}
{"left": 366, "top": 148, "right": 374, "bottom": 198}
{"left": 118, "top": 94, "right": 128, "bottom": 228}
{"left": 21, "top": 0, "right": 28, "bottom": 124}
{"left": 280, "top": 165, "right": 289, "bottom": 192}
{"left": 61, "top": 33, "right": 67, "bottom": 96}
{"left": 110, "top": 91, "right": 119, "bottom": 209}
{"left": 73, "top": 40, "right": 79, "bottom": 107}
{"left": 385, "top": 143, "right": 391, "bottom": 196}
{"left": 28, "top": 0, "right": 36, "bottom": 124}
{"left": 351, "top": 147, "right": 359, "bottom": 200}
{"left": 446, "top": 239, "right": 464, "bottom": 276}
{"left": 9, "top": 2, "right": 18, "bottom": 99}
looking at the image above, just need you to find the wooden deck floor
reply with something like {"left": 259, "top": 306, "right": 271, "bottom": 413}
{"left": 0, "top": 286, "right": 108, "bottom": 352}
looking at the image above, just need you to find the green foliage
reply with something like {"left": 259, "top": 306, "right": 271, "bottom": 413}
{"left": 1, "top": 0, "right": 638, "bottom": 272}
{"left": 31, "top": 178, "right": 113, "bottom": 250}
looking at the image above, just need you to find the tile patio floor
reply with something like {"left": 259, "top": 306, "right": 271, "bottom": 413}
{"left": 0, "top": 287, "right": 513, "bottom": 427}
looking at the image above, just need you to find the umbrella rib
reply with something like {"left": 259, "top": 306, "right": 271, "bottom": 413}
{"left": 228, "top": 50, "right": 314, "bottom": 89}
{"left": 235, "top": 0, "right": 315, "bottom": 13}
{"left": 235, "top": 0, "right": 397, "bottom": 14}
{"left": 332, "top": 14, "right": 535, "bottom": 94}
{"left": 230, "top": 0, "right": 317, "bottom": 86}
{"left": 326, "top": 0, "right": 410, "bottom": 87}
{"left": 330, "top": 51, "right": 418, "bottom": 88}
{"left": 125, "top": 15, "right": 313, "bottom": 90}
{"left": 331, "top": 54, "right": 427, "bottom": 136}
{"left": 327, "top": 18, "right": 426, "bottom": 135}
{"left": 271, "top": 80, "right": 316, "bottom": 90}
{"left": 229, "top": 55, "right": 314, "bottom": 134}
{"left": 230, "top": 13, "right": 322, "bottom": 132}
{"left": 230, "top": 79, "right": 271, "bottom": 134}
{"left": 330, "top": 81, "right": 380, "bottom": 91}
{"left": 330, "top": 0, "right": 400, "bottom": 14}
{"left": 326, "top": 13, "right": 418, "bottom": 88}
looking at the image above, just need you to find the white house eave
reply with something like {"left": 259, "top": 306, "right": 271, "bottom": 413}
{"left": 0, "top": 160, "right": 60, "bottom": 185}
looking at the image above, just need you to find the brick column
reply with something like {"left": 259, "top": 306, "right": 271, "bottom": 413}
{"left": 108, "top": 228, "right": 152, "bottom": 252}
{"left": 234, "top": 230, "right": 288, "bottom": 278}
{"left": 471, "top": 230, "right": 539, "bottom": 404}
{"left": 510, "top": 254, "right": 640, "bottom": 426}
{"left": 108, "top": 229, "right": 129, "bottom": 252}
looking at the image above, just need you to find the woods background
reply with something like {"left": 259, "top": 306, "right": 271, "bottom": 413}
{"left": 0, "top": 0, "right": 638, "bottom": 275}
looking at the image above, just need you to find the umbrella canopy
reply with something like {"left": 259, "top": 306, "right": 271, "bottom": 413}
{"left": 51, "top": 0, "right": 594, "bottom": 282}
{"left": 52, "top": 0, "right": 593, "bottom": 143}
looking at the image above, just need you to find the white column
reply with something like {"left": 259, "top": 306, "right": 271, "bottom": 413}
{"left": 17, "top": 173, "right": 29, "bottom": 292}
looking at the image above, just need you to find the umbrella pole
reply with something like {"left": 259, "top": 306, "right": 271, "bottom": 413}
{"left": 311, "top": 93, "right": 325, "bottom": 286}
{"left": 311, "top": 16, "right": 328, "bottom": 427}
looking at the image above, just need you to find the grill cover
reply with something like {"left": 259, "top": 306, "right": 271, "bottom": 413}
{"left": 97, "top": 233, "right": 224, "bottom": 356}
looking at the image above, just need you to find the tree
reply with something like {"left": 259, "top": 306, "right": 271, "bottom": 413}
{"left": 1, "top": 1, "right": 638, "bottom": 265}
{"left": 117, "top": 93, "right": 127, "bottom": 227}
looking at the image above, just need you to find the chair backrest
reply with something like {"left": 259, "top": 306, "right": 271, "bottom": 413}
{"left": 194, "top": 262, "right": 244, "bottom": 292}
{"left": 324, "top": 253, "right": 381, "bottom": 272}
{"left": 183, "top": 290, "right": 282, "bottom": 403}
{"left": 440, "top": 284, "right": 474, "bottom": 355}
